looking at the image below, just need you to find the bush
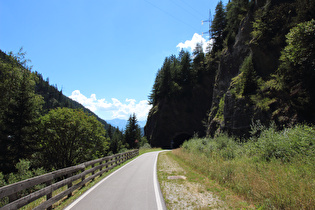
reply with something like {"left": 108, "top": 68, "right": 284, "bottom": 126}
{"left": 182, "top": 134, "right": 241, "bottom": 160}
{"left": 140, "top": 143, "right": 151, "bottom": 149}
{"left": 0, "top": 159, "right": 46, "bottom": 207}
{"left": 250, "top": 124, "right": 315, "bottom": 162}
{"left": 177, "top": 124, "right": 315, "bottom": 209}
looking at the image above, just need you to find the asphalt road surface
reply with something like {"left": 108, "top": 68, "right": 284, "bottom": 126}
{"left": 65, "top": 151, "right": 166, "bottom": 210}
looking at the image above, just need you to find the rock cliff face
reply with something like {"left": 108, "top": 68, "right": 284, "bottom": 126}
{"left": 145, "top": 0, "right": 315, "bottom": 147}
{"left": 207, "top": 1, "right": 299, "bottom": 136}
{"left": 145, "top": 3, "right": 263, "bottom": 147}
{"left": 145, "top": 75, "right": 214, "bottom": 148}
{"left": 207, "top": 7, "right": 255, "bottom": 136}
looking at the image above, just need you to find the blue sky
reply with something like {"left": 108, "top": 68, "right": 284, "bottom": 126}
{"left": 0, "top": 0, "right": 228, "bottom": 121}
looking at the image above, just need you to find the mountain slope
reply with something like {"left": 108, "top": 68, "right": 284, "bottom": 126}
{"left": 145, "top": 0, "right": 315, "bottom": 148}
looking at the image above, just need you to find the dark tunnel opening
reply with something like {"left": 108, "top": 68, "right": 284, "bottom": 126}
{"left": 171, "top": 133, "right": 192, "bottom": 149}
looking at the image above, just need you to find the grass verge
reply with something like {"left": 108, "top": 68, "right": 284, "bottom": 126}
{"left": 158, "top": 150, "right": 255, "bottom": 209}
{"left": 177, "top": 124, "right": 314, "bottom": 209}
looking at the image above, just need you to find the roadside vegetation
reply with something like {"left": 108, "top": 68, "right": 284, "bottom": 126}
{"left": 175, "top": 123, "right": 314, "bottom": 209}
{"left": 157, "top": 150, "right": 257, "bottom": 209}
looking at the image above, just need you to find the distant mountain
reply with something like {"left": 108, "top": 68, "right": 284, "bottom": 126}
{"left": 107, "top": 118, "right": 146, "bottom": 131}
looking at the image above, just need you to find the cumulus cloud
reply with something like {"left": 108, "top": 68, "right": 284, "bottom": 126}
{"left": 177, "top": 33, "right": 213, "bottom": 53}
{"left": 69, "top": 90, "right": 152, "bottom": 121}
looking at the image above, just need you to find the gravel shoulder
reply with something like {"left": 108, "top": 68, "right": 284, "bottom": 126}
{"left": 157, "top": 151, "right": 225, "bottom": 209}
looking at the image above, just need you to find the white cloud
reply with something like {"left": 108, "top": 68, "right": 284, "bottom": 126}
{"left": 69, "top": 90, "right": 152, "bottom": 121}
{"left": 177, "top": 33, "right": 213, "bottom": 53}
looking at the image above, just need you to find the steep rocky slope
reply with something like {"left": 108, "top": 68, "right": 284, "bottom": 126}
{"left": 145, "top": 0, "right": 315, "bottom": 148}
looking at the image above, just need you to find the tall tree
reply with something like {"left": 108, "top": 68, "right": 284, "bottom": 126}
{"left": 124, "top": 113, "right": 141, "bottom": 149}
{"left": 179, "top": 50, "right": 192, "bottom": 88}
{"left": 277, "top": 19, "right": 315, "bottom": 121}
{"left": 210, "top": 0, "right": 227, "bottom": 54}
{"left": 37, "top": 108, "right": 109, "bottom": 170}
{"left": 109, "top": 128, "right": 125, "bottom": 154}
{"left": 193, "top": 43, "right": 206, "bottom": 82}
{"left": 0, "top": 51, "right": 44, "bottom": 173}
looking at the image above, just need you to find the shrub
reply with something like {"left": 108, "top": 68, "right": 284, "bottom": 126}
{"left": 229, "top": 54, "right": 259, "bottom": 98}
{"left": 182, "top": 134, "right": 241, "bottom": 160}
{"left": 177, "top": 124, "right": 315, "bottom": 209}
{"left": 140, "top": 143, "right": 152, "bottom": 149}
{"left": 251, "top": 124, "right": 315, "bottom": 162}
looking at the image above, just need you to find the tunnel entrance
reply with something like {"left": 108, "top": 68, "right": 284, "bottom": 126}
{"left": 171, "top": 133, "right": 192, "bottom": 149}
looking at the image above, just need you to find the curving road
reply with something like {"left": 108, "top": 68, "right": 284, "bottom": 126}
{"left": 65, "top": 151, "right": 166, "bottom": 210}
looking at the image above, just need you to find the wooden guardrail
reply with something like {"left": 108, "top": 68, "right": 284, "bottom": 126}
{"left": 0, "top": 149, "right": 139, "bottom": 210}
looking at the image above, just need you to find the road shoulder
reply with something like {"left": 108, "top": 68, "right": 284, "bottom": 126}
{"left": 157, "top": 151, "right": 225, "bottom": 209}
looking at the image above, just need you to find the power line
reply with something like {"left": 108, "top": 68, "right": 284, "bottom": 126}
{"left": 144, "top": 0, "right": 200, "bottom": 31}
{"left": 169, "top": 0, "right": 202, "bottom": 21}
{"left": 176, "top": 0, "right": 204, "bottom": 19}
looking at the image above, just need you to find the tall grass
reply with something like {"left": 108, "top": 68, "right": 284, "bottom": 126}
{"left": 177, "top": 124, "right": 315, "bottom": 209}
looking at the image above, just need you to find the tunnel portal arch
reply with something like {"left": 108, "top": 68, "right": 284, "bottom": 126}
{"left": 171, "top": 133, "right": 192, "bottom": 149}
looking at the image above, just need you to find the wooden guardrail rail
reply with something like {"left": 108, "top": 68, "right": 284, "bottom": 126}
{"left": 0, "top": 149, "right": 139, "bottom": 210}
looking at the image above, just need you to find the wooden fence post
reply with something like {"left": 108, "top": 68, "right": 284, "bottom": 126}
{"left": 91, "top": 163, "right": 95, "bottom": 182}
{"left": 46, "top": 180, "right": 52, "bottom": 210}
{"left": 81, "top": 169, "right": 86, "bottom": 188}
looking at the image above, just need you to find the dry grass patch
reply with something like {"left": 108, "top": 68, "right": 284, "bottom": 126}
{"left": 158, "top": 151, "right": 253, "bottom": 209}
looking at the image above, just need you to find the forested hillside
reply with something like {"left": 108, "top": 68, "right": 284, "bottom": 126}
{"left": 0, "top": 50, "right": 144, "bottom": 176}
{"left": 145, "top": 0, "right": 315, "bottom": 148}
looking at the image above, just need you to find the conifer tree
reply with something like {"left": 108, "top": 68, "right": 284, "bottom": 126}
{"left": 0, "top": 51, "right": 44, "bottom": 173}
{"left": 124, "top": 113, "right": 141, "bottom": 149}
{"left": 210, "top": 1, "right": 227, "bottom": 54}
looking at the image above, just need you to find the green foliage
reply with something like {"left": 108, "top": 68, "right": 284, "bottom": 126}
{"left": 140, "top": 143, "right": 151, "bottom": 150}
{"left": 183, "top": 123, "right": 315, "bottom": 163}
{"left": 279, "top": 19, "right": 315, "bottom": 69}
{"left": 229, "top": 54, "right": 258, "bottom": 98}
{"left": 224, "top": 0, "right": 249, "bottom": 47}
{"left": 124, "top": 113, "right": 142, "bottom": 149}
{"left": 109, "top": 128, "right": 126, "bottom": 154}
{"left": 1, "top": 50, "right": 118, "bottom": 174}
{"left": 37, "top": 108, "right": 109, "bottom": 170}
{"left": 248, "top": 124, "right": 315, "bottom": 162}
{"left": 180, "top": 124, "right": 315, "bottom": 208}
{"left": 0, "top": 172, "right": 6, "bottom": 187}
{"left": 182, "top": 134, "right": 240, "bottom": 161}
{"left": 149, "top": 50, "right": 197, "bottom": 105}
{"left": 0, "top": 49, "right": 44, "bottom": 173}
{"left": 276, "top": 19, "right": 315, "bottom": 120}
{"left": 210, "top": 1, "right": 227, "bottom": 53}
{"left": 0, "top": 159, "right": 46, "bottom": 207}
{"left": 215, "top": 94, "right": 225, "bottom": 122}
{"left": 251, "top": 2, "right": 295, "bottom": 48}
{"left": 7, "top": 159, "right": 46, "bottom": 184}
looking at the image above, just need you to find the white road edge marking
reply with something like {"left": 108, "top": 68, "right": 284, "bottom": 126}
{"left": 64, "top": 156, "right": 140, "bottom": 210}
{"left": 153, "top": 151, "right": 164, "bottom": 210}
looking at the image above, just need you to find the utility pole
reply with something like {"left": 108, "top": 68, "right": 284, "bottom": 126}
{"left": 201, "top": 10, "right": 212, "bottom": 39}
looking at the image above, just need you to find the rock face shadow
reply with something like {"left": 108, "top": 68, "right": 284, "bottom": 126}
{"left": 171, "top": 133, "right": 192, "bottom": 149}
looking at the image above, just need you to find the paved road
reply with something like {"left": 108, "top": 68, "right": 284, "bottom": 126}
{"left": 65, "top": 151, "right": 166, "bottom": 210}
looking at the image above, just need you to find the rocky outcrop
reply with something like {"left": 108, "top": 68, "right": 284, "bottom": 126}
{"left": 145, "top": 75, "right": 214, "bottom": 148}
{"left": 146, "top": 0, "right": 314, "bottom": 146}
{"left": 207, "top": 8, "right": 254, "bottom": 137}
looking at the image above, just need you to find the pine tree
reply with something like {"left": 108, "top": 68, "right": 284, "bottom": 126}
{"left": 110, "top": 128, "right": 124, "bottom": 154}
{"left": 193, "top": 43, "right": 205, "bottom": 82}
{"left": 210, "top": 1, "right": 227, "bottom": 54}
{"left": 124, "top": 113, "right": 141, "bottom": 149}
{"left": 0, "top": 52, "right": 44, "bottom": 173}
